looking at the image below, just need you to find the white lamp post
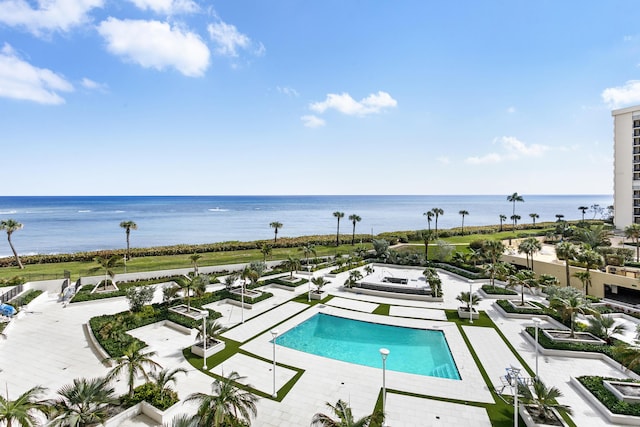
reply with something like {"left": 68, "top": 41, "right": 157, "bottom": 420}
{"left": 469, "top": 281, "right": 474, "bottom": 324}
{"left": 532, "top": 317, "right": 541, "bottom": 379}
{"left": 201, "top": 310, "right": 209, "bottom": 370}
{"left": 507, "top": 366, "right": 521, "bottom": 427}
{"left": 271, "top": 329, "right": 279, "bottom": 398}
{"left": 307, "top": 265, "right": 312, "bottom": 302}
{"left": 380, "top": 348, "right": 389, "bottom": 426}
{"left": 241, "top": 278, "right": 245, "bottom": 324}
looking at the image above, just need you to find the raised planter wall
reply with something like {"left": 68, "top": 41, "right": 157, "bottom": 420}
{"left": 191, "top": 339, "right": 225, "bottom": 358}
{"left": 519, "top": 405, "right": 568, "bottom": 427}
{"left": 343, "top": 286, "right": 443, "bottom": 302}
{"left": 603, "top": 380, "right": 640, "bottom": 404}
{"left": 570, "top": 377, "right": 640, "bottom": 425}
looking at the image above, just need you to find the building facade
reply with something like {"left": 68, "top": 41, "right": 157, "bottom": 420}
{"left": 612, "top": 105, "right": 640, "bottom": 229}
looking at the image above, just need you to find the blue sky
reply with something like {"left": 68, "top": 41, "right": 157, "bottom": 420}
{"left": 0, "top": 1, "right": 637, "bottom": 196}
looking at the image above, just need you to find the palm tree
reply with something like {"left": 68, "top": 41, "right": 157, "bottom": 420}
{"left": 90, "top": 255, "right": 123, "bottom": 290}
{"left": 507, "top": 270, "right": 537, "bottom": 306}
{"left": 185, "top": 371, "right": 258, "bottom": 427}
{"left": 49, "top": 377, "right": 118, "bottom": 427}
{"left": 189, "top": 254, "right": 202, "bottom": 276}
{"left": 431, "top": 208, "right": 444, "bottom": 238}
{"left": 549, "top": 295, "right": 597, "bottom": 338}
{"left": 613, "top": 343, "right": 640, "bottom": 372}
{"left": 625, "top": 223, "right": 640, "bottom": 261}
{"left": 0, "top": 219, "right": 24, "bottom": 269}
{"left": 499, "top": 214, "right": 507, "bottom": 232}
{"left": 260, "top": 243, "right": 272, "bottom": 263}
{"left": 555, "top": 214, "right": 565, "bottom": 222}
{"left": 423, "top": 267, "right": 442, "bottom": 297}
{"left": 575, "top": 247, "right": 604, "bottom": 294}
{"left": 311, "top": 277, "right": 330, "bottom": 294}
{"left": 507, "top": 192, "right": 524, "bottom": 227}
{"left": 348, "top": 214, "right": 361, "bottom": 245}
{"left": 174, "top": 276, "right": 196, "bottom": 312}
{"left": 106, "top": 341, "right": 162, "bottom": 397}
{"left": 529, "top": 213, "right": 539, "bottom": 227}
{"left": 458, "top": 210, "right": 469, "bottom": 235}
{"left": 119, "top": 220, "right": 138, "bottom": 261}
{"left": 423, "top": 211, "right": 434, "bottom": 232}
{"left": 196, "top": 318, "right": 227, "bottom": 344}
{"left": 587, "top": 315, "right": 626, "bottom": 344}
{"left": 149, "top": 367, "right": 188, "bottom": 398}
{"left": 421, "top": 230, "right": 434, "bottom": 260}
{"left": 578, "top": 206, "right": 589, "bottom": 222}
{"left": 0, "top": 385, "right": 49, "bottom": 427}
{"left": 269, "top": 221, "right": 282, "bottom": 244}
{"left": 518, "top": 237, "right": 542, "bottom": 272}
{"left": 283, "top": 255, "right": 301, "bottom": 279}
{"left": 572, "top": 271, "right": 592, "bottom": 296}
{"left": 555, "top": 242, "right": 578, "bottom": 287}
{"left": 311, "top": 399, "right": 384, "bottom": 427}
{"left": 482, "top": 240, "right": 505, "bottom": 286}
{"left": 299, "top": 242, "right": 317, "bottom": 266}
{"left": 510, "top": 214, "right": 521, "bottom": 229}
{"left": 456, "top": 291, "right": 481, "bottom": 314}
{"left": 573, "top": 225, "right": 611, "bottom": 250}
{"left": 333, "top": 212, "right": 345, "bottom": 246}
{"left": 191, "top": 275, "right": 209, "bottom": 297}
{"left": 519, "top": 378, "right": 573, "bottom": 424}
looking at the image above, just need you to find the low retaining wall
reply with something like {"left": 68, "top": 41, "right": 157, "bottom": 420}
{"left": 492, "top": 301, "right": 567, "bottom": 330}
{"left": 343, "top": 286, "right": 442, "bottom": 302}
{"left": 570, "top": 377, "right": 640, "bottom": 425}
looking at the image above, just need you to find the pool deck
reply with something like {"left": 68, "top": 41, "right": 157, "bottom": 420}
{"left": 0, "top": 265, "right": 636, "bottom": 426}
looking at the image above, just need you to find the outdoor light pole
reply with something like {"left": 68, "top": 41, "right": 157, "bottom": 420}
{"left": 507, "top": 366, "right": 521, "bottom": 427}
{"left": 201, "top": 310, "right": 209, "bottom": 370}
{"left": 271, "top": 329, "right": 279, "bottom": 398}
{"left": 532, "top": 317, "right": 541, "bottom": 379}
{"left": 307, "top": 265, "right": 312, "bottom": 302}
{"left": 469, "top": 281, "right": 473, "bottom": 324}
{"left": 241, "top": 278, "right": 245, "bottom": 324}
{"left": 380, "top": 348, "right": 390, "bottom": 426}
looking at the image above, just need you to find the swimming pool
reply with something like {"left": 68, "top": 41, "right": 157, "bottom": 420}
{"left": 276, "top": 313, "right": 460, "bottom": 379}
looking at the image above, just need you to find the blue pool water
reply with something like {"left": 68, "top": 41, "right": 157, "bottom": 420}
{"left": 276, "top": 313, "right": 460, "bottom": 380}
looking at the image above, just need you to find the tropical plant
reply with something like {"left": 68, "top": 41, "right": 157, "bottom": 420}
{"left": 482, "top": 240, "right": 505, "bottom": 286}
{"left": 372, "top": 239, "right": 389, "bottom": 261}
{"left": 311, "top": 399, "right": 384, "bottom": 427}
{"left": 572, "top": 271, "right": 591, "bottom": 296}
{"left": 174, "top": 276, "right": 196, "bottom": 312}
{"left": 578, "top": 206, "right": 588, "bottom": 222}
{"left": 0, "top": 385, "right": 49, "bottom": 427}
{"left": 260, "top": 243, "right": 272, "bottom": 263}
{"left": 223, "top": 273, "right": 239, "bottom": 291}
{"left": 149, "top": 367, "right": 188, "bottom": 398}
{"left": 519, "top": 378, "right": 572, "bottom": 423}
{"left": 613, "top": 343, "right": 640, "bottom": 372}
{"left": 572, "top": 225, "right": 611, "bottom": 250}
{"left": 119, "top": 220, "right": 138, "bottom": 261}
{"left": 549, "top": 294, "right": 597, "bottom": 338}
{"left": 507, "top": 192, "right": 524, "bottom": 228}
{"left": 458, "top": 210, "right": 469, "bottom": 235}
{"left": 189, "top": 254, "right": 202, "bottom": 276}
{"left": 282, "top": 255, "right": 301, "bottom": 278}
{"left": 0, "top": 219, "right": 24, "bottom": 269}
{"left": 431, "top": 208, "right": 444, "bottom": 238}
{"left": 420, "top": 230, "right": 434, "bottom": 260}
{"left": 106, "top": 341, "right": 162, "bottom": 397}
{"left": 507, "top": 270, "right": 537, "bottom": 306}
{"left": 191, "top": 275, "right": 209, "bottom": 297}
{"left": 311, "top": 277, "right": 330, "bottom": 294}
{"left": 456, "top": 291, "right": 481, "bottom": 311}
{"left": 196, "top": 318, "right": 227, "bottom": 344}
{"left": 49, "top": 377, "right": 118, "bottom": 427}
{"left": 364, "top": 265, "right": 374, "bottom": 276}
{"left": 499, "top": 214, "right": 507, "bottom": 232}
{"left": 333, "top": 211, "right": 345, "bottom": 246}
{"left": 348, "top": 214, "right": 361, "bottom": 245}
{"left": 555, "top": 241, "right": 578, "bottom": 288}
{"left": 269, "top": 221, "right": 283, "bottom": 244}
{"left": 587, "top": 315, "right": 626, "bottom": 344}
{"left": 625, "top": 223, "right": 640, "bottom": 262}
{"left": 125, "top": 285, "right": 154, "bottom": 312}
{"left": 537, "top": 274, "right": 559, "bottom": 288}
{"left": 423, "top": 267, "right": 442, "bottom": 297}
{"left": 575, "top": 247, "right": 604, "bottom": 294}
{"left": 423, "top": 211, "right": 434, "bottom": 232}
{"left": 518, "top": 237, "right": 542, "bottom": 272}
{"left": 90, "top": 255, "right": 123, "bottom": 290}
{"left": 185, "top": 371, "right": 258, "bottom": 427}
{"left": 529, "top": 213, "right": 539, "bottom": 227}
{"left": 299, "top": 242, "right": 317, "bottom": 265}
{"left": 510, "top": 214, "right": 521, "bottom": 228}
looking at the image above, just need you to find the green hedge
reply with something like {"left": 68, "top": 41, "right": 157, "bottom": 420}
{"left": 10, "top": 289, "right": 43, "bottom": 307}
{"left": 577, "top": 376, "right": 640, "bottom": 416}
{"left": 329, "top": 261, "right": 367, "bottom": 274}
{"left": 481, "top": 285, "right": 517, "bottom": 295}
{"left": 434, "top": 262, "right": 487, "bottom": 279}
{"left": 120, "top": 382, "right": 179, "bottom": 411}
{"left": 261, "top": 277, "right": 308, "bottom": 288}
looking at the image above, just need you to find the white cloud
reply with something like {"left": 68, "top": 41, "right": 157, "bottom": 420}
{"left": 301, "top": 115, "right": 325, "bottom": 128}
{"left": 97, "top": 18, "right": 210, "bottom": 77}
{"left": 601, "top": 80, "right": 640, "bottom": 109}
{"left": 277, "top": 86, "right": 298, "bottom": 97}
{"left": 128, "top": 0, "right": 198, "bottom": 14}
{"left": 309, "top": 91, "right": 397, "bottom": 116}
{"left": 207, "top": 21, "right": 263, "bottom": 57}
{"left": 0, "top": 43, "right": 73, "bottom": 104}
{"left": 464, "top": 136, "right": 549, "bottom": 164}
{"left": 0, "top": 0, "right": 103, "bottom": 35}
{"left": 81, "top": 77, "right": 107, "bottom": 91}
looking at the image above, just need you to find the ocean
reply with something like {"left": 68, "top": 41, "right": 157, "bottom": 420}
{"left": 0, "top": 195, "right": 613, "bottom": 257}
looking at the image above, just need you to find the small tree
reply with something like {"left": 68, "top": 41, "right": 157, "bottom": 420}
{"left": 456, "top": 291, "right": 481, "bottom": 315}
{"left": 519, "top": 378, "right": 572, "bottom": 424}
{"left": 587, "top": 315, "right": 626, "bottom": 344}
{"left": 311, "top": 277, "right": 330, "bottom": 294}
{"left": 507, "top": 270, "right": 537, "bottom": 306}
{"left": 125, "top": 285, "right": 154, "bottom": 312}
{"left": 311, "top": 399, "right": 384, "bottom": 427}
{"left": 549, "top": 295, "right": 597, "bottom": 338}
{"left": 0, "top": 219, "right": 24, "bottom": 269}
{"left": 372, "top": 239, "right": 390, "bottom": 261}
{"left": 423, "top": 267, "right": 442, "bottom": 297}
{"left": 269, "top": 221, "right": 283, "bottom": 243}
{"left": 189, "top": 254, "right": 202, "bottom": 276}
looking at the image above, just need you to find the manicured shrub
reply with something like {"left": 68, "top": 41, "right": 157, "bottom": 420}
{"left": 577, "top": 376, "right": 640, "bottom": 416}
{"left": 120, "top": 382, "right": 179, "bottom": 411}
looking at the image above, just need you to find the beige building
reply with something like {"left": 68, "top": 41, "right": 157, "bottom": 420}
{"left": 612, "top": 105, "right": 640, "bottom": 229}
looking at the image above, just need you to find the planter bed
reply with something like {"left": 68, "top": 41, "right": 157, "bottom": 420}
{"left": 168, "top": 304, "right": 207, "bottom": 320}
{"left": 344, "top": 286, "right": 442, "bottom": 302}
{"left": 572, "top": 376, "right": 640, "bottom": 424}
{"left": 479, "top": 285, "right": 519, "bottom": 300}
{"left": 542, "top": 330, "right": 606, "bottom": 346}
{"left": 457, "top": 306, "right": 479, "bottom": 320}
{"left": 604, "top": 379, "right": 640, "bottom": 404}
{"left": 519, "top": 404, "right": 568, "bottom": 427}
{"left": 508, "top": 300, "right": 543, "bottom": 311}
{"left": 191, "top": 338, "right": 225, "bottom": 358}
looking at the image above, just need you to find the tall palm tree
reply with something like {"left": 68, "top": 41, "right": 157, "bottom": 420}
{"left": 282, "top": 255, "right": 301, "bottom": 278}
{"left": 299, "top": 242, "right": 317, "bottom": 266}
{"left": 555, "top": 242, "right": 578, "bottom": 287}
{"left": 482, "top": 240, "right": 505, "bottom": 286}
{"left": 572, "top": 271, "right": 592, "bottom": 296}
{"left": 421, "top": 230, "right": 434, "bottom": 260}
{"left": 185, "top": 371, "right": 258, "bottom": 427}
{"left": 496, "top": 214, "right": 506, "bottom": 232}
{"left": 333, "top": 212, "right": 345, "bottom": 246}
{"left": 507, "top": 270, "right": 537, "bottom": 306}
{"left": 348, "top": 214, "right": 361, "bottom": 245}
{"left": 311, "top": 399, "right": 384, "bottom": 427}
{"left": 510, "top": 214, "right": 521, "bottom": 229}
{"left": 518, "top": 237, "right": 542, "bottom": 272}
{"left": 90, "top": 255, "right": 123, "bottom": 290}
{"left": 578, "top": 206, "right": 589, "bottom": 222}
{"left": 189, "top": 254, "right": 202, "bottom": 276}
{"left": 269, "top": 221, "right": 283, "bottom": 244}
{"left": 106, "top": 341, "right": 162, "bottom": 397}
{"left": 507, "top": 192, "right": 524, "bottom": 227}
{"left": 431, "top": 208, "right": 444, "bottom": 238}
{"left": 260, "top": 243, "right": 272, "bottom": 263}
{"left": 555, "top": 214, "right": 565, "bottom": 222}
{"left": 529, "top": 213, "right": 539, "bottom": 227}
{"left": 625, "top": 223, "right": 640, "bottom": 262}
{"left": 174, "top": 276, "right": 196, "bottom": 312}
{"left": 423, "top": 211, "right": 434, "bottom": 232}
{"left": 550, "top": 295, "right": 597, "bottom": 338}
{"left": 576, "top": 247, "right": 604, "bottom": 292}
{"left": 458, "top": 210, "right": 469, "bottom": 235}
{"left": 119, "top": 220, "right": 137, "bottom": 261}
{"left": 0, "top": 385, "right": 49, "bottom": 427}
{"left": 49, "top": 377, "right": 118, "bottom": 427}
{"left": 0, "top": 219, "right": 24, "bottom": 269}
